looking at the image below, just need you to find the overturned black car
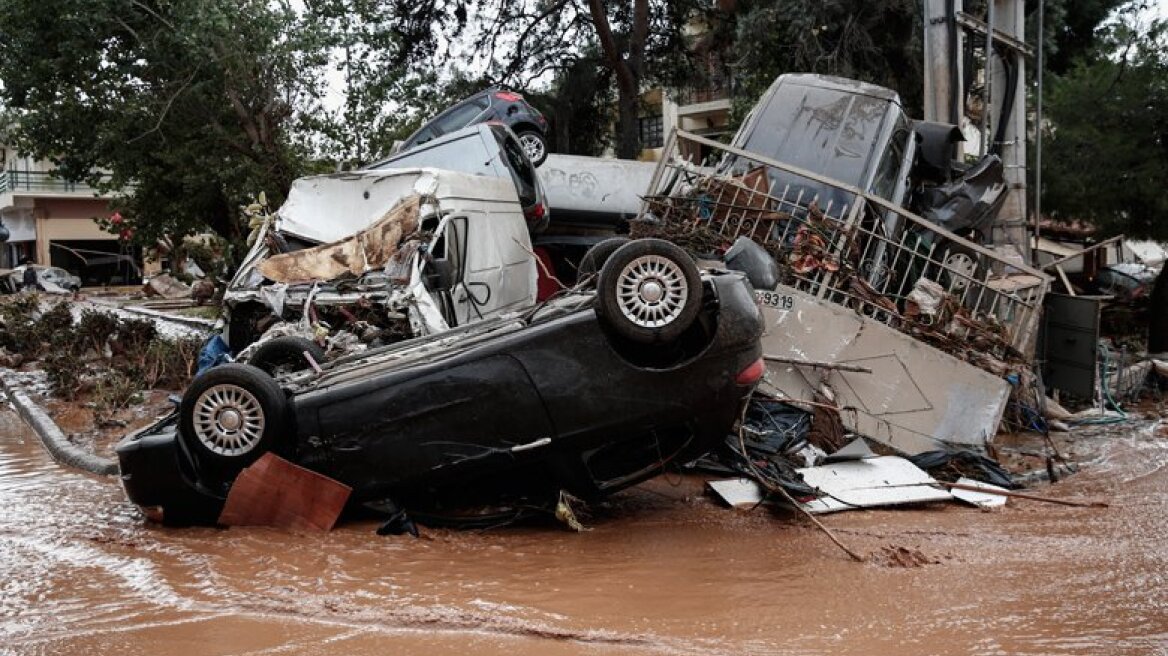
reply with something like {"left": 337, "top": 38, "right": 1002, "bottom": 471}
{"left": 116, "top": 239, "right": 765, "bottom": 526}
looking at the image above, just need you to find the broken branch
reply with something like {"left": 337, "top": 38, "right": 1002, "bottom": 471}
{"left": 763, "top": 355, "right": 873, "bottom": 374}
{"left": 942, "top": 482, "right": 1109, "bottom": 508}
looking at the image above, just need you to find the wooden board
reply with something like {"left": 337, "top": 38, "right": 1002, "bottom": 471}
{"left": 218, "top": 453, "right": 352, "bottom": 532}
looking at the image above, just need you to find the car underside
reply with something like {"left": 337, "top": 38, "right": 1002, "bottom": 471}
{"left": 117, "top": 239, "right": 765, "bottom": 528}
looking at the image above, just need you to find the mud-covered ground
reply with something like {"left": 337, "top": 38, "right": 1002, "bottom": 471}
{"left": 2, "top": 409, "right": 1166, "bottom": 656}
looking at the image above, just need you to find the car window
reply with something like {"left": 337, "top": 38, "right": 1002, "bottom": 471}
{"left": 870, "top": 122, "right": 910, "bottom": 200}
{"left": 409, "top": 125, "right": 439, "bottom": 147}
{"left": 433, "top": 97, "right": 491, "bottom": 135}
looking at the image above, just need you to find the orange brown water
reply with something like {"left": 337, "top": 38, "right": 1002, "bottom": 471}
{"left": 2, "top": 410, "right": 1166, "bottom": 655}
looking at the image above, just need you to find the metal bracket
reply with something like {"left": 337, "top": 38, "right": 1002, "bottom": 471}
{"left": 956, "top": 11, "right": 1035, "bottom": 58}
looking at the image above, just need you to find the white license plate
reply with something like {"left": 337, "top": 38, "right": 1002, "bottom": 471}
{"left": 755, "top": 290, "right": 795, "bottom": 310}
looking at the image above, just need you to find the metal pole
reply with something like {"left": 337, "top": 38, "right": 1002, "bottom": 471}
{"left": 982, "top": 0, "right": 995, "bottom": 156}
{"left": 1034, "top": 0, "right": 1045, "bottom": 267}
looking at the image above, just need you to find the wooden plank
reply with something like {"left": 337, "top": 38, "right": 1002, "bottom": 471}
{"left": 218, "top": 453, "right": 352, "bottom": 532}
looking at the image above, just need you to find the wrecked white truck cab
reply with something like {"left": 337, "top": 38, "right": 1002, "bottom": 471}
{"left": 220, "top": 168, "right": 538, "bottom": 356}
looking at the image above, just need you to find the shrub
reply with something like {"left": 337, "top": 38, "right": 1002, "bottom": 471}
{"left": 43, "top": 351, "right": 89, "bottom": 400}
{"left": 114, "top": 317, "right": 157, "bottom": 362}
{"left": 38, "top": 301, "right": 77, "bottom": 352}
{"left": 143, "top": 335, "right": 201, "bottom": 388}
{"left": 76, "top": 309, "right": 119, "bottom": 357}
{"left": 0, "top": 296, "right": 46, "bottom": 356}
{"left": 93, "top": 370, "right": 142, "bottom": 424}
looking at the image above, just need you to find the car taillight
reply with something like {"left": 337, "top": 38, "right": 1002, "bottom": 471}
{"left": 495, "top": 91, "right": 523, "bottom": 102}
{"left": 525, "top": 203, "right": 546, "bottom": 221}
{"left": 736, "top": 358, "right": 765, "bottom": 386}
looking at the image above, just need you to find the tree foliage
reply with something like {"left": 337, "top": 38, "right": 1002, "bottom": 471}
{"left": 0, "top": 0, "right": 434, "bottom": 245}
{"left": 1043, "top": 11, "right": 1168, "bottom": 240}
{"left": 0, "top": 0, "right": 328, "bottom": 244}
{"left": 725, "top": 0, "right": 923, "bottom": 119}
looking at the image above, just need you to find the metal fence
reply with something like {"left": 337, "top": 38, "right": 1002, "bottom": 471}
{"left": 0, "top": 170, "right": 116, "bottom": 195}
{"left": 637, "top": 130, "right": 1048, "bottom": 353}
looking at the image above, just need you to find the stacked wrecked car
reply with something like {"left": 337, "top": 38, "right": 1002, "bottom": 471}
{"left": 117, "top": 164, "right": 767, "bottom": 526}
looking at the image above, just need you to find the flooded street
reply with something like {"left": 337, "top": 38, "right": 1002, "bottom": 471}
{"left": 2, "top": 408, "right": 1167, "bottom": 656}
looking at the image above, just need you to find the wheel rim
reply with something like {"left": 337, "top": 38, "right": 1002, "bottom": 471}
{"left": 615, "top": 255, "right": 689, "bottom": 329}
{"left": 519, "top": 133, "right": 545, "bottom": 162}
{"left": 191, "top": 384, "right": 266, "bottom": 457}
{"left": 945, "top": 252, "right": 978, "bottom": 290}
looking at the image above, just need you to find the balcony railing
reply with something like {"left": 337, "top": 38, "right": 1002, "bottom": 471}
{"left": 0, "top": 170, "right": 118, "bottom": 196}
{"left": 676, "top": 86, "right": 730, "bottom": 107}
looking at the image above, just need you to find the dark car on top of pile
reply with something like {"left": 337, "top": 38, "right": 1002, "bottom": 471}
{"left": 116, "top": 238, "right": 767, "bottom": 526}
{"left": 397, "top": 86, "right": 550, "bottom": 167}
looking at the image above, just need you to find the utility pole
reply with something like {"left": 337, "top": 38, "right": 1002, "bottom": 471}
{"left": 923, "top": 0, "right": 963, "bottom": 130}
{"left": 922, "top": 0, "right": 1033, "bottom": 259}
{"left": 989, "top": 0, "right": 1029, "bottom": 254}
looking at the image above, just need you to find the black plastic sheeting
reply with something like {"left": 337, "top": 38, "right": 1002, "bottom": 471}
{"left": 908, "top": 450, "right": 1018, "bottom": 489}
{"left": 690, "top": 398, "right": 817, "bottom": 498}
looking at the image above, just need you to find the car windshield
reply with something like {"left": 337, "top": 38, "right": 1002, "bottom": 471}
{"left": 725, "top": 81, "right": 897, "bottom": 211}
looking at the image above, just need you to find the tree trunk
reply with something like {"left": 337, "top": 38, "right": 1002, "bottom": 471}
{"left": 1149, "top": 265, "right": 1168, "bottom": 354}
{"left": 615, "top": 90, "right": 641, "bottom": 160}
{"left": 587, "top": 0, "right": 647, "bottom": 160}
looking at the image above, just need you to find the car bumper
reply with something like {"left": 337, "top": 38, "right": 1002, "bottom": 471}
{"left": 115, "top": 416, "right": 225, "bottom": 525}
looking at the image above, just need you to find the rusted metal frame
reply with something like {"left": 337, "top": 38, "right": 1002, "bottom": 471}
{"left": 955, "top": 11, "right": 1035, "bottom": 58}
{"left": 763, "top": 355, "right": 874, "bottom": 373}
{"left": 642, "top": 128, "right": 680, "bottom": 215}
{"left": 674, "top": 130, "right": 1046, "bottom": 279}
{"left": 1041, "top": 234, "right": 1125, "bottom": 270}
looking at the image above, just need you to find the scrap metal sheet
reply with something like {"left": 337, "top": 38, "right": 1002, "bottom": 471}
{"left": 758, "top": 284, "right": 1010, "bottom": 454}
{"left": 796, "top": 456, "right": 953, "bottom": 514}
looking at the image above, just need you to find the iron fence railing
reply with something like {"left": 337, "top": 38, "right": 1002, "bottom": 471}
{"left": 636, "top": 129, "right": 1049, "bottom": 353}
{"left": 0, "top": 170, "right": 117, "bottom": 195}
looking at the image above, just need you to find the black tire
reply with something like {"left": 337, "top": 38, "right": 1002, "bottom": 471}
{"left": 516, "top": 130, "right": 548, "bottom": 167}
{"left": 248, "top": 336, "right": 326, "bottom": 376}
{"left": 596, "top": 238, "right": 702, "bottom": 344}
{"left": 178, "top": 363, "right": 290, "bottom": 470}
{"left": 578, "top": 237, "right": 631, "bottom": 279}
{"left": 937, "top": 241, "right": 984, "bottom": 293}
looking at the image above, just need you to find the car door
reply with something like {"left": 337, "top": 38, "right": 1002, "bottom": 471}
{"left": 446, "top": 211, "right": 538, "bottom": 326}
{"left": 300, "top": 353, "right": 557, "bottom": 495}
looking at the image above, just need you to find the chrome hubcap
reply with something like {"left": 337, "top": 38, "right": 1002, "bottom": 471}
{"left": 616, "top": 255, "right": 688, "bottom": 328}
{"left": 192, "top": 384, "right": 266, "bottom": 457}
{"left": 945, "top": 253, "right": 977, "bottom": 290}
{"left": 520, "top": 134, "right": 545, "bottom": 162}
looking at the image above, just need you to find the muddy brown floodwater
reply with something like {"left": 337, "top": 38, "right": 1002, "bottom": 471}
{"left": 2, "top": 409, "right": 1167, "bottom": 656}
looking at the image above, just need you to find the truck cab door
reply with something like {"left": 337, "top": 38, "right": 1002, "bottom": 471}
{"left": 448, "top": 211, "right": 538, "bottom": 326}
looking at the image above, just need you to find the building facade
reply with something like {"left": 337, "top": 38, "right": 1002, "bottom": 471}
{"left": 0, "top": 147, "right": 140, "bottom": 284}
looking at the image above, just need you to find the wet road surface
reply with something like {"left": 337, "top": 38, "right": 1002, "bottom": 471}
{"left": 2, "top": 409, "right": 1166, "bottom": 655}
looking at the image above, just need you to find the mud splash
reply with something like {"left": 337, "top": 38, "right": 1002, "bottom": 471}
{"left": 2, "top": 409, "right": 1167, "bottom": 655}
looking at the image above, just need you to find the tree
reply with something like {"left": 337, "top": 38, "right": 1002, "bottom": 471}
{"left": 725, "top": 0, "right": 923, "bottom": 118}
{"left": 0, "top": 0, "right": 330, "bottom": 245}
{"left": 1042, "top": 6, "right": 1168, "bottom": 350}
{"left": 401, "top": 0, "right": 705, "bottom": 159}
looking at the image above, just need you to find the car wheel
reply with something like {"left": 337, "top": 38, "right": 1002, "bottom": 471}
{"left": 578, "top": 237, "right": 631, "bottom": 279}
{"left": 247, "top": 336, "right": 326, "bottom": 376}
{"left": 179, "top": 363, "right": 290, "bottom": 469}
{"left": 938, "top": 242, "right": 983, "bottom": 293}
{"left": 516, "top": 130, "right": 548, "bottom": 167}
{"left": 596, "top": 238, "right": 702, "bottom": 344}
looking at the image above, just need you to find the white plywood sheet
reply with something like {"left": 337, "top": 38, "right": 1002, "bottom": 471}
{"left": 795, "top": 456, "right": 952, "bottom": 514}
